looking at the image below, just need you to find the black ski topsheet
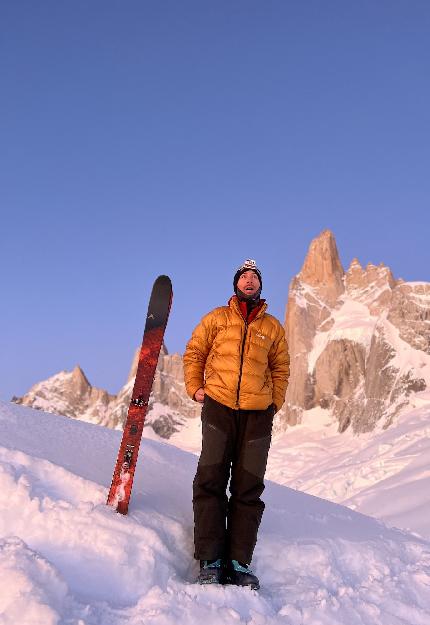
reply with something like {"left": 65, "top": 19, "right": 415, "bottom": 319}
{"left": 107, "top": 275, "right": 172, "bottom": 514}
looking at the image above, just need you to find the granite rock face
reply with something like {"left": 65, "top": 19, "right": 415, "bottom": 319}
{"left": 299, "top": 229, "right": 345, "bottom": 306}
{"left": 283, "top": 230, "right": 429, "bottom": 433}
{"left": 387, "top": 282, "right": 430, "bottom": 354}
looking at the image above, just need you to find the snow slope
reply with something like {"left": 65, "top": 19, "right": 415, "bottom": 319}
{"left": 266, "top": 395, "right": 430, "bottom": 541}
{"left": 167, "top": 395, "right": 430, "bottom": 541}
{"left": 1, "top": 400, "right": 430, "bottom": 624}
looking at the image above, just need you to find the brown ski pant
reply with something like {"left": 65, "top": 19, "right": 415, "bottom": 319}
{"left": 193, "top": 394, "right": 275, "bottom": 564}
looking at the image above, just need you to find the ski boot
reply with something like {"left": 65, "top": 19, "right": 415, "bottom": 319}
{"left": 224, "top": 560, "right": 260, "bottom": 590}
{"left": 197, "top": 559, "right": 224, "bottom": 585}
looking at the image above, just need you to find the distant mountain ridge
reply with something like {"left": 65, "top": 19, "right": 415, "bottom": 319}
{"left": 13, "top": 344, "right": 200, "bottom": 434}
{"left": 13, "top": 230, "right": 430, "bottom": 436}
{"left": 12, "top": 365, "right": 115, "bottom": 426}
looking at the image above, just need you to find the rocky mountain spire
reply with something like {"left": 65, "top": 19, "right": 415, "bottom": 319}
{"left": 299, "top": 229, "right": 345, "bottom": 305}
{"left": 70, "top": 365, "right": 91, "bottom": 396}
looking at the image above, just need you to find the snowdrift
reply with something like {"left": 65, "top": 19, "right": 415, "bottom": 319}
{"left": 0, "top": 400, "right": 429, "bottom": 624}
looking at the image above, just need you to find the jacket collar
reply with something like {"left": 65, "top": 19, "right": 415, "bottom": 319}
{"left": 228, "top": 295, "right": 267, "bottom": 322}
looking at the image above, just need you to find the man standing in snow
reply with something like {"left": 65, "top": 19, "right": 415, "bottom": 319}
{"left": 183, "top": 259, "right": 290, "bottom": 589}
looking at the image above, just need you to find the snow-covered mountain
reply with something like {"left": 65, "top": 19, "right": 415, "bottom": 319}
{"left": 11, "top": 365, "right": 116, "bottom": 426}
{"left": 13, "top": 230, "right": 430, "bottom": 440}
{"left": 1, "top": 399, "right": 429, "bottom": 624}
{"left": 284, "top": 229, "right": 430, "bottom": 432}
{"left": 13, "top": 344, "right": 200, "bottom": 431}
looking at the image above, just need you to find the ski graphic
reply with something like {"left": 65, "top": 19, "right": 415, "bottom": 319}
{"left": 107, "top": 275, "right": 172, "bottom": 514}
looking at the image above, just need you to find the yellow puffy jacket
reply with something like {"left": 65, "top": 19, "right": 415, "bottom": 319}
{"left": 183, "top": 296, "right": 289, "bottom": 411}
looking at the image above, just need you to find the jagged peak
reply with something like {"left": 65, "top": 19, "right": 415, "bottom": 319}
{"left": 345, "top": 254, "right": 397, "bottom": 306}
{"left": 299, "top": 230, "right": 344, "bottom": 298}
{"left": 348, "top": 258, "right": 363, "bottom": 271}
{"left": 71, "top": 365, "right": 91, "bottom": 389}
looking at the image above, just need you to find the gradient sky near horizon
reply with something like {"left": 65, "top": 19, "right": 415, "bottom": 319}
{"left": 1, "top": 1, "right": 430, "bottom": 400}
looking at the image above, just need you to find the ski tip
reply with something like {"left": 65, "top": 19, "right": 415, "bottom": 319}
{"left": 155, "top": 274, "right": 172, "bottom": 285}
{"left": 153, "top": 275, "right": 173, "bottom": 295}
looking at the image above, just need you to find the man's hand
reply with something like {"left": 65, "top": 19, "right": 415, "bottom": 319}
{"left": 194, "top": 388, "right": 205, "bottom": 403}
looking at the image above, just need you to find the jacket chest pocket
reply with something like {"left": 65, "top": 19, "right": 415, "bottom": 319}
{"left": 247, "top": 327, "right": 272, "bottom": 356}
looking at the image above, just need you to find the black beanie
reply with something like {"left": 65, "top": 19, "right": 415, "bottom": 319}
{"left": 233, "top": 259, "right": 263, "bottom": 293}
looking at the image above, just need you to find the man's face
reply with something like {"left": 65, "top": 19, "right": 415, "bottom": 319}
{"left": 237, "top": 270, "right": 260, "bottom": 296}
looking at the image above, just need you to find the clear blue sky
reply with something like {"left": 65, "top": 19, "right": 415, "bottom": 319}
{"left": 1, "top": 1, "right": 430, "bottom": 400}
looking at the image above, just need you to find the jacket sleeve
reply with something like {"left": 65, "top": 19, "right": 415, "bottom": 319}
{"left": 183, "top": 311, "right": 218, "bottom": 401}
{"left": 268, "top": 324, "right": 290, "bottom": 412}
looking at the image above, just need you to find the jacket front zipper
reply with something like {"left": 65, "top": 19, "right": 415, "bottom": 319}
{"left": 236, "top": 321, "right": 248, "bottom": 407}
